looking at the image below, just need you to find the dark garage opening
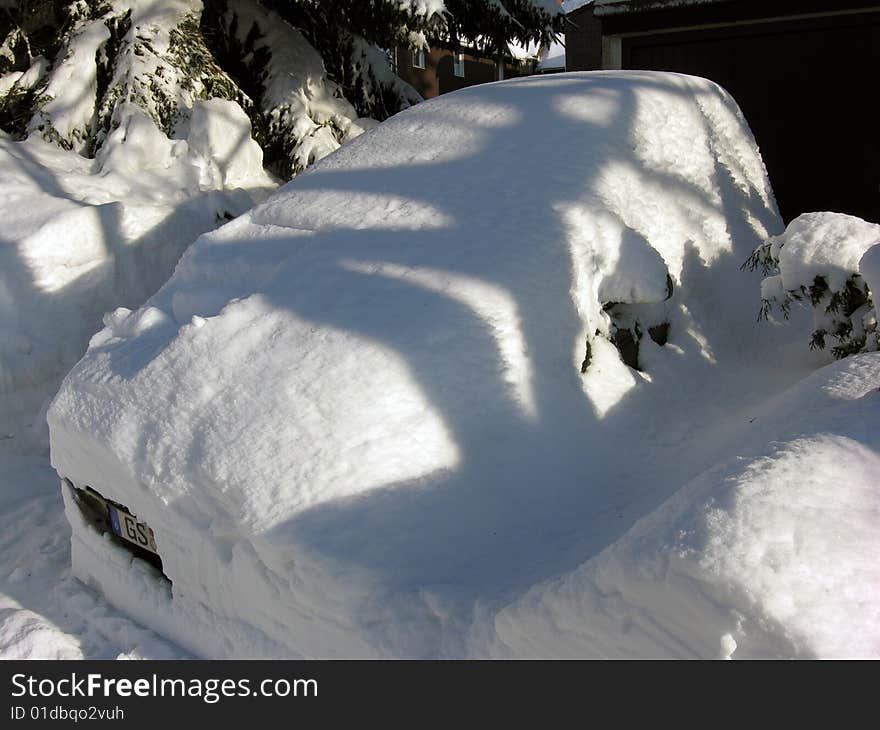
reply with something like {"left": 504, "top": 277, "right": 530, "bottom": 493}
{"left": 621, "top": 12, "right": 880, "bottom": 224}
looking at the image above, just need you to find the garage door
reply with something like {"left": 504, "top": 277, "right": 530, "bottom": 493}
{"left": 622, "top": 11, "right": 880, "bottom": 224}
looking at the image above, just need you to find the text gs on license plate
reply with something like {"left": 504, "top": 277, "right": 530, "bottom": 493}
{"left": 108, "top": 504, "right": 159, "bottom": 554}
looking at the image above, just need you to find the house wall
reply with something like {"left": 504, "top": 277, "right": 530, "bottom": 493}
{"left": 566, "top": 5, "right": 603, "bottom": 70}
{"left": 565, "top": 0, "right": 880, "bottom": 223}
{"left": 396, "top": 46, "right": 531, "bottom": 99}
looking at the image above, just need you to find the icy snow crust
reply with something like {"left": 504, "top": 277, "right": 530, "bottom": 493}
{"left": 49, "top": 72, "right": 880, "bottom": 658}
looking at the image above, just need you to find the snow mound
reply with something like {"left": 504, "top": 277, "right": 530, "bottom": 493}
{"left": 48, "top": 72, "right": 876, "bottom": 658}
{"left": 180, "top": 98, "right": 270, "bottom": 190}
{"left": 491, "top": 353, "right": 880, "bottom": 658}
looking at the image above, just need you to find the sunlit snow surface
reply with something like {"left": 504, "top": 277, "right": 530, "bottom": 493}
{"left": 38, "top": 72, "right": 880, "bottom": 658}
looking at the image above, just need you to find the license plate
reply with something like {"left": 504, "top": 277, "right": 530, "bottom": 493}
{"left": 108, "top": 505, "right": 159, "bottom": 555}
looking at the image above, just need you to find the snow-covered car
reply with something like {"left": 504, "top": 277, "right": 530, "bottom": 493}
{"left": 48, "top": 72, "right": 880, "bottom": 658}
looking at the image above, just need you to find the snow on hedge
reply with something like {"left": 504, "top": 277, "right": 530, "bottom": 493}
{"left": 748, "top": 212, "right": 879, "bottom": 358}
{"left": 48, "top": 72, "right": 878, "bottom": 658}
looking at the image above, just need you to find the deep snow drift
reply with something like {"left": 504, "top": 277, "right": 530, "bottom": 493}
{"left": 46, "top": 71, "right": 880, "bottom": 659}
{"left": 0, "top": 94, "right": 273, "bottom": 660}
{"left": 0, "top": 99, "right": 272, "bottom": 450}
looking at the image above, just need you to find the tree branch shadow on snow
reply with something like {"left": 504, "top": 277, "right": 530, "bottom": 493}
{"left": 96, "top": 74, "right": 821, "bottom": 656}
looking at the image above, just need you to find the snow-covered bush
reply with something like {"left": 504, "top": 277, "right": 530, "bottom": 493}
{"left": 206, "top": 0, "right": 380, "bottom": 176}
{"left": 2, "top": 1, "right": 564, "bottom": 178}
{"left": 1, "top": 1, "right": 253, "bottom": 153}
{"left": 0, "top": 1, "right": 401, "bottom": 176}
{"left": 745, "top": 212, "right": 879, "bottom": 358}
